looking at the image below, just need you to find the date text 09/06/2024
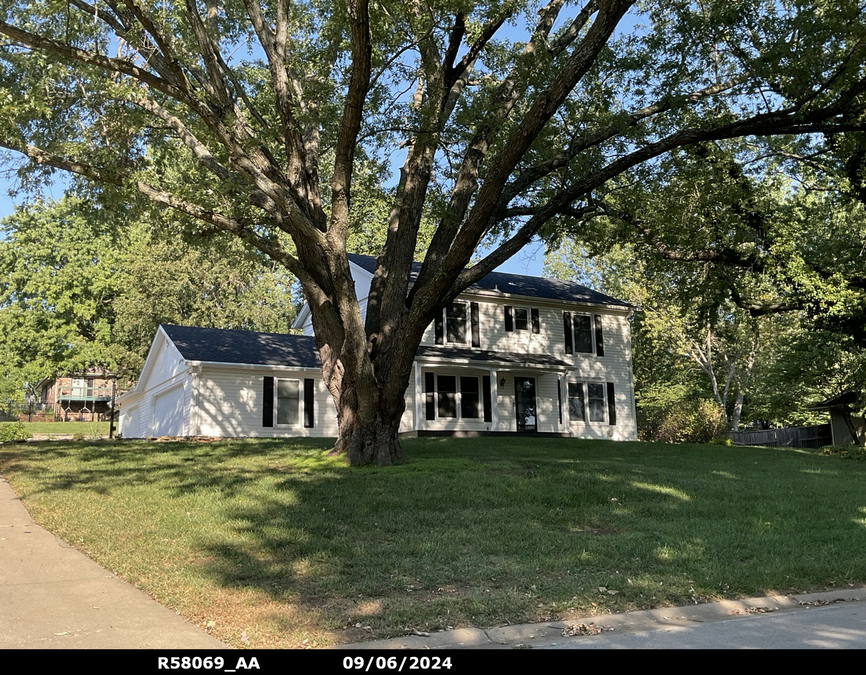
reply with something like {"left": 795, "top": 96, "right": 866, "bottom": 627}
{"left": 343, "top": 656, "right": 453, "bottom": 671}
{"left": 155, "top": 655, "right": 454, "bottom": 672}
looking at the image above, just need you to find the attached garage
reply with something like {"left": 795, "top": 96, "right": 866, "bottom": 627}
{"left": 150, "top": 384, "right": 186, "bottom": 437}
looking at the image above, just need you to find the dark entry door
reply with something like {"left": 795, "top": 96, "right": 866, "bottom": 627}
{"left": 514, "top": 377, "right": 537, "bottom": 432}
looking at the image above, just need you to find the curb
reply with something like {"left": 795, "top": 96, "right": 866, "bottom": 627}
{"left": 335, "top": 588, "right": 866, "bottom": 650}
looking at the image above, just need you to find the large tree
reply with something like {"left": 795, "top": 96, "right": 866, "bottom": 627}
{"left": 2, "top": 1, "right": 866, "bottom": 464}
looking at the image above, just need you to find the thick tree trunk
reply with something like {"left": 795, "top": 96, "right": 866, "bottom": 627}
{"left": 311, "top": 297, "right": 412, "bottom": 466}
{"left": 334, "top": 406, "right": 405, "bottom": 466}
{"left": 328, "top": 363, "right": 408, "bottom": 466}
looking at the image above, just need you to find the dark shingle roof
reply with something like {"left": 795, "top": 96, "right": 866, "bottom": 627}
{"left": 161, "top": 326, "right": 572, "bottom": 370}
{"left": 347, "top": 253, "right": 629, "bottom": 308}
{"left": 416, "top": 346, "right": 571, "bottom": 368}
{"left": 161, "top": 325, "right": 321, "bottom": 368}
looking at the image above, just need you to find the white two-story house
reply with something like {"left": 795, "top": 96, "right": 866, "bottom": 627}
{"left": 119, "top": 254, "right": 637, "bottom": 440}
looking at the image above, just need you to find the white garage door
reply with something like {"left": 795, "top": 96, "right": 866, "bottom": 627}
{"left": 151, "top": 386, "right": 185, "bottom": 436}
{"left": 121, "top": 405, "right": 140, "bottom": 438}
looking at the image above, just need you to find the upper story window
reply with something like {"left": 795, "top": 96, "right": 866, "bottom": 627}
{"left": 435, "top": 301, "right": 481, "bottom": 347}
{"left": 446, "top": 303, "right": 467, "bottom": 343}
{"left": 563, "top": 312, "right": 605, "bottom": 357}
{"left": 504, "top": 306, "right": 540, "bottom": 334}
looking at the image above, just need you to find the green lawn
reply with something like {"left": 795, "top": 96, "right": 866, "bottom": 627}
{"left": 19, "top": 421, "right": 111, "bottom": 436}
{"left": 1, "top": 436, "right": 864, "bottom": 648}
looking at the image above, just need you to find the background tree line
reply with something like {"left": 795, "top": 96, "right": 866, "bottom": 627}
{"left": 545, "top": 138, "right": 866, "bottom": 442}
{"left": 0, "top": 194, "right": 299, "bottom": 410}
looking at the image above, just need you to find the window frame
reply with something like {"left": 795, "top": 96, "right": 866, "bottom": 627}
{"left": 567, "top": 381, "right": 586, "bottom": 422}
{"left": 514, "top": 306, "right": 530, "bottom": 331}
{"left": 445, "top": 301, "right": 469, "bottom": 345}
{"left": 460, "top": 376, "right": 481, "bottom": 419}
{"left": 587, "top": 382, "right": 606, "bottom": 422}
{"left": 427, "top": 372, "right": 484, "bottom": 421}
{"left": 568, "top": 380, "right": 609, "bottom": 424}
{"left": 275, "top": 377, "right": 301, "bottom": 426}
{"left": 506, "top": 305, "right": 540, "bottom": 334}
{"left": 572, "top": 313, "right": 594, "bottom": 354}
{"left": 566, "top": 312, "right": 605, "bottom": 356}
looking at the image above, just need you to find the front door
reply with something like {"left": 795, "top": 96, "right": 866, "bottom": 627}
{"left": 514, "top": 377, "right": 537, "bottom": 432}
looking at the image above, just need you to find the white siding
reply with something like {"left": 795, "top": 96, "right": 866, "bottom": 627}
{"left": 150, "top": 384, "right": 186, "bottom": 436}
{"left": 192, "top": 366, "right": 338, "bottom": 438}
{"left": 413, "top": 296, "right": 637, "bottom": 439}
{"left": 119, "top": 404, "right": 140, "bottom": 439}
{"left": 139, "top": 333, "right": 187, "bottom": 391}
{"left": 400, "top": 375, "right": 415, "bottom": 433}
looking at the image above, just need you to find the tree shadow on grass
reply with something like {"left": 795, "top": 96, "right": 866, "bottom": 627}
{"left": 2, "top": 437, "right": 866, "bottom": 645}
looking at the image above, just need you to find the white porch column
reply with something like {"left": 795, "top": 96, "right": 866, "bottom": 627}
{"left": 490, "top": 368, "right": 499, "bottom": 431}
{"left": 414, "top": 361, "right": 422, "bottom": 432}
{"left": 561, "top": 374, "right": 571, "bottom": 432}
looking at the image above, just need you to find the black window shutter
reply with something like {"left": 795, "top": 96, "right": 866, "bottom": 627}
{"left": 425, "top": 372, "right": 436, "bottom": 420}
{"left": 482, "top": 375, "right": 492, "bottom": 423}
{"left": 505, "top": 305, "right": 514, "bottom": 332}
{"left": 595, "top": 315, "right": 605, "bottom": 356}
{"left": 304, "top": 378, "right": 314, "bottom": 428}
{"left": 434, "top": 311, "right": 444, "bottom": 344}
{"left": 262, "top": 377, "right": 274, "bottom": 427}
{"left": 607, "top": 382, "right": 616, "bottom": 425}
{"left": 557, "top": 380, "right": 563, "bottom": 424}
{"left": 471, "top": 302, "right": 480, "bottom": 347}
{"left": 531, "top": 308, "right": 540, "bottom": 334}
{"left": 563, "top": 312, "right": 573, "bottom": 354}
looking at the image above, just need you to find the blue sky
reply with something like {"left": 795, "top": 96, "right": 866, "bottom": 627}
{"left": 0, "top": 2, "right": 594, "bottom": 279}
{"left": 0, "top": 161, "right": 546, "bottom": 277}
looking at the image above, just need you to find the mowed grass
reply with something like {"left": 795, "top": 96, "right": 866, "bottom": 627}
{"left": 19, "top": 421, "right": 111, "bottom": 435}
{"left": 1, "top": 436, "right": 865, "bottom": 648}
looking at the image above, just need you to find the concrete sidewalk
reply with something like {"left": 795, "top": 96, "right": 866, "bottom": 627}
{"left": 0, "top": 474, "right": 226, "bottom": 649}
{"left": 342, "top": 589, "right": 866, "bottom": 650}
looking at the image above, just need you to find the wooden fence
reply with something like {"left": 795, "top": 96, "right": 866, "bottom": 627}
{"left": 729, "top": 424, "right": 832, "bottom": 449}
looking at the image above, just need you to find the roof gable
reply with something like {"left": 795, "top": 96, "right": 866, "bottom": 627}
{"left": 346, "top": 253, "right": 629, "bottom": 308}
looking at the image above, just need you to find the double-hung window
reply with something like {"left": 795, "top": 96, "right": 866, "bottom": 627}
{"left": 425, "top": 373, "right": 483, "bottom": 420}
{"left": 564, "top": 312, "right": 605, "bottom": 356}
{"left": 587, "top": 383, "right": 606, "bottom": 422}
{"left": 446, "top": 303, "right": 467, "bottom": 343}
{"left": 567, "top": 381, "right": 617, "bottom": 426}
{"left": 434, "top": 301, "right": 481, "bottom": 347}
{"left": 262, "top": 377, "right": 315, "bottom": 428}
{"left": 505, "top": 306, "right": 540, "bottom": 333}
{"left": 568, "top": 382, "right": 586, "bottom": 421}
{"left": 437, "top": 375, "right": 457, "bottom": 418}
{"left": 460, "top": 377, "right": 480, "bottom": 418}
{"left": 573, "top": 315, "right": 593, "bottom": 353}
{"left": 277, "top": 379, "right": 300, "bottom": 425}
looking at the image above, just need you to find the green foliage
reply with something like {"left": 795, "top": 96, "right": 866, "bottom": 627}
{"left": 0, "top": 196, "right": 299, "bottom": 393}
{"left": 636, "top": 385, "right": 727, "bottom": 443}
{"left": 818, "top": 445, "right": 866, "bottom": 461}
{"left": 546, "top": 130, "right": 866, "bottom": 431}
{"left": 0, "top": 421, "right": 31, "bottom": 442}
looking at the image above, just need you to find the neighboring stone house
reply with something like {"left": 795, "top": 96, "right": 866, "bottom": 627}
{"left": 36, "top": 369, "right": 117, "bottom": 421}
{"left": 119, "top": 254, "right": 637, "bottom": 440}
